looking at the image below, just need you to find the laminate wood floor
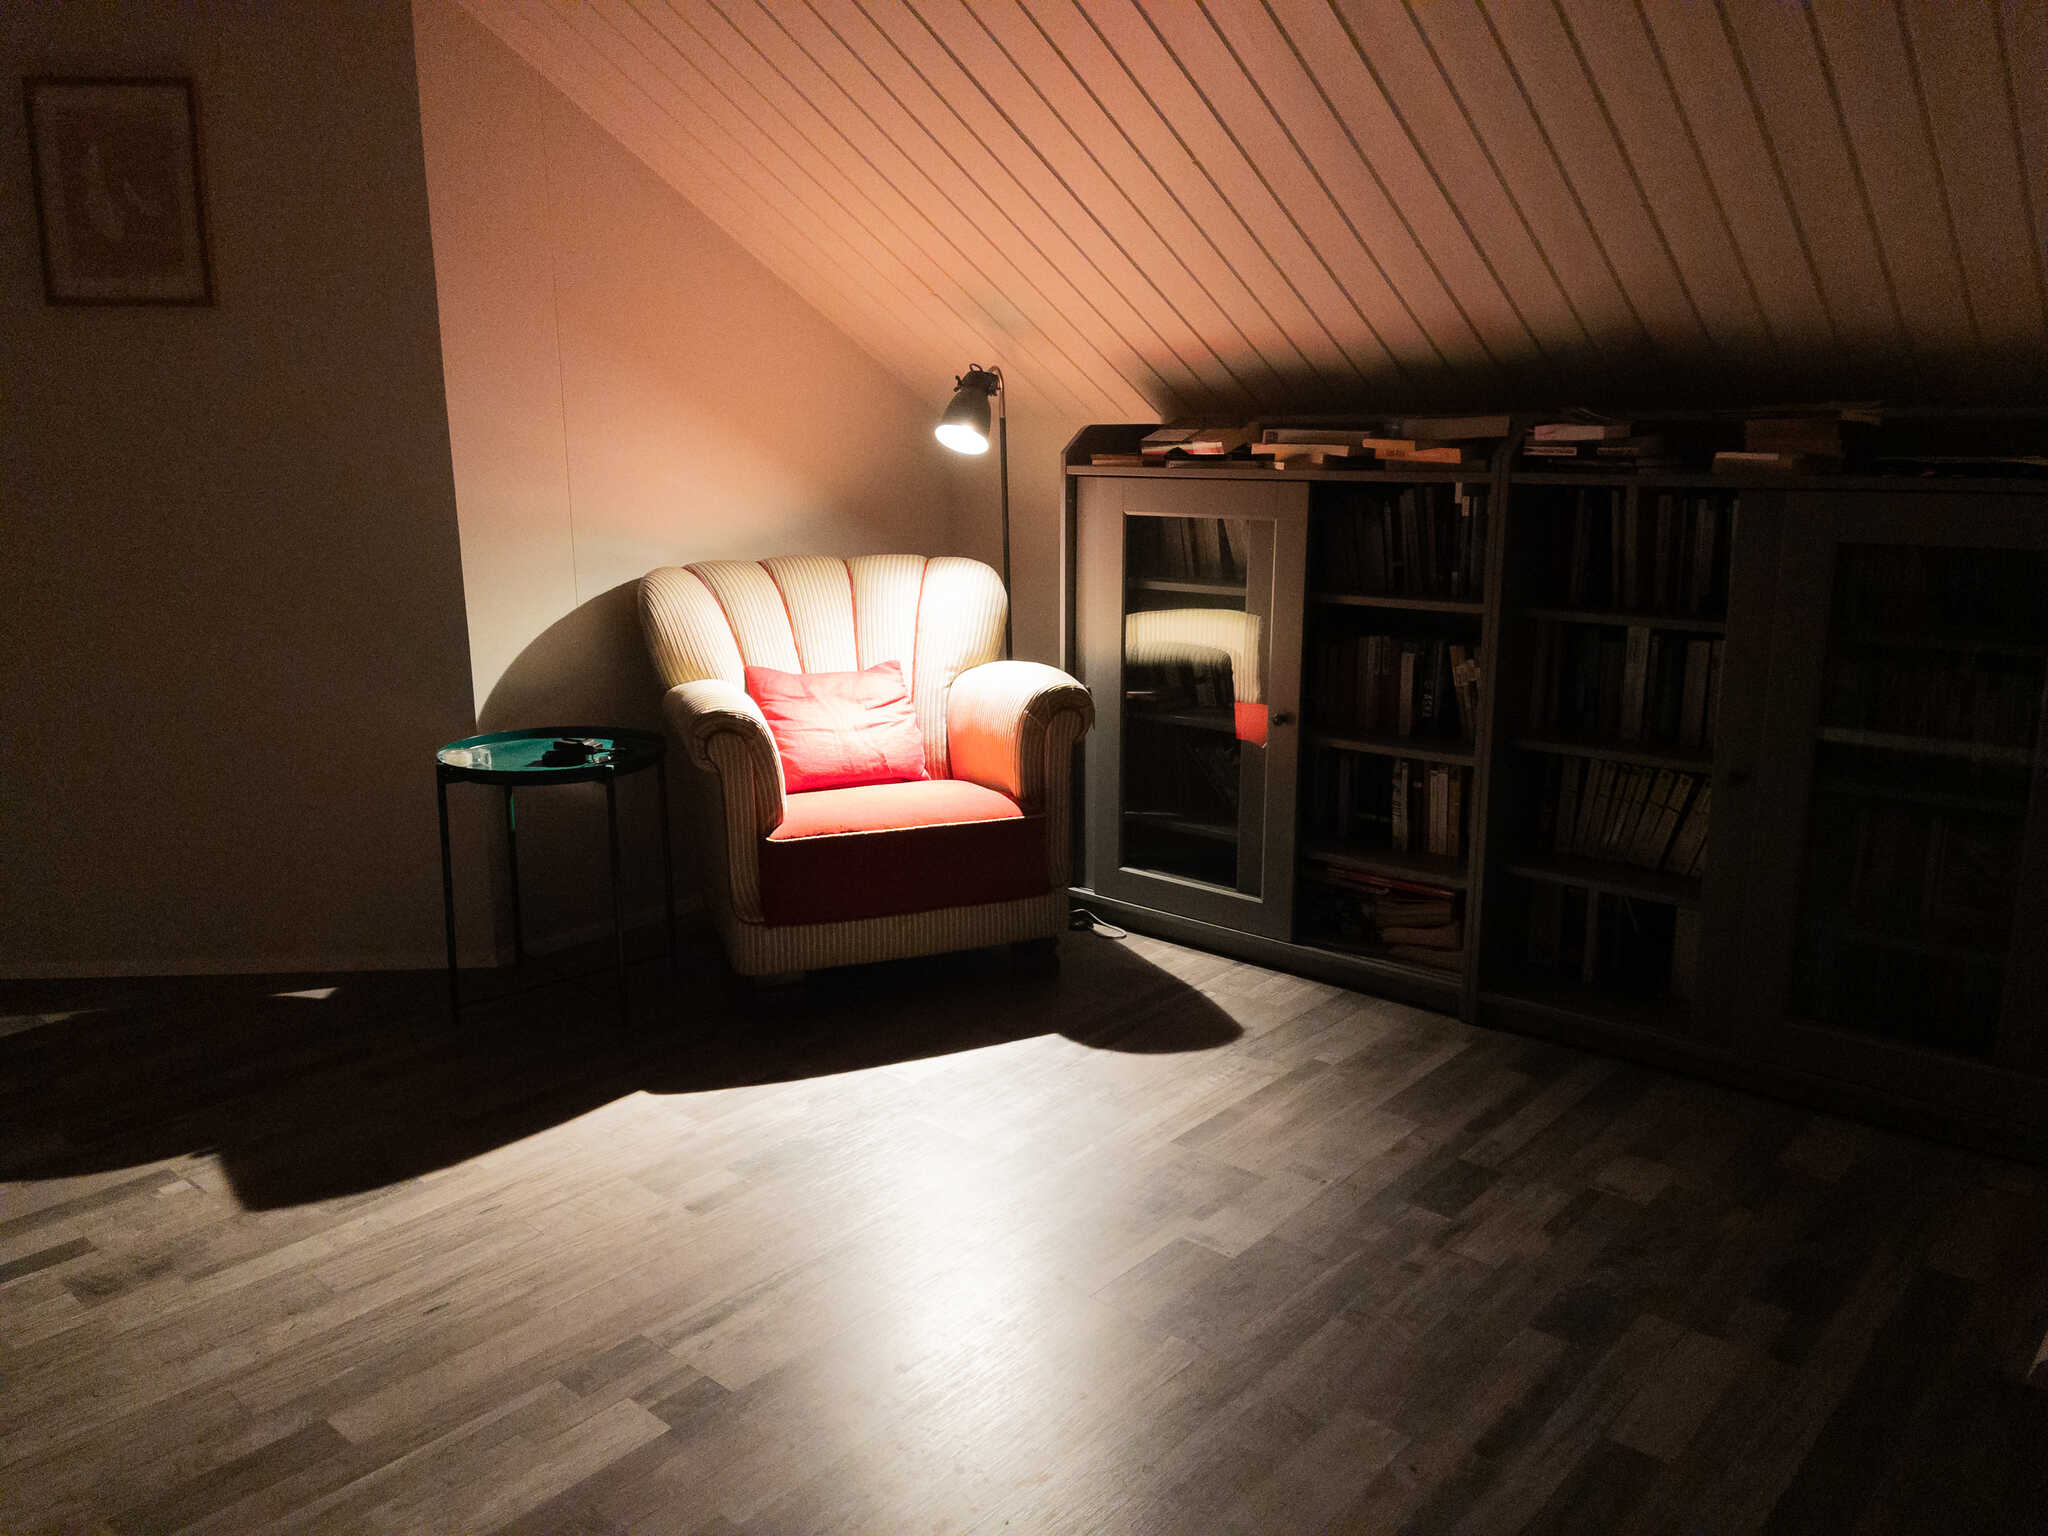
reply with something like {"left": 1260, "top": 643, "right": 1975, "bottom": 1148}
{"left": 3, "top": 930, "right": 2045, "bottom": 1534}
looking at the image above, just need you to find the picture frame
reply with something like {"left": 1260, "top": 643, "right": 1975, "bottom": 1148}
{"left": 24, "top": 76, "right": 213, "bottom": 306}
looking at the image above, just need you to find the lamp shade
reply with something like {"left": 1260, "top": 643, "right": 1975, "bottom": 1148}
{"left": 935, "top": 367, "right": 1000, "bottom": 455}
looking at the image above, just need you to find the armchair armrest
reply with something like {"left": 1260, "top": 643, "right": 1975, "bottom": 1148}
{"left": 947, "top": 661, "right": 1094, "bottom": 808}
{"left": 662, "top": 682, "right": 784, "bottom": 924}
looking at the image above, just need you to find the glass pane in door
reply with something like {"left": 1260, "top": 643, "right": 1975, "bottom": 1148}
{"left": 1120, "top": 512, "right": 1268, "bottom": 894}
{"left": 1788, "top": 543, "right": 2047, "bottom": 1056}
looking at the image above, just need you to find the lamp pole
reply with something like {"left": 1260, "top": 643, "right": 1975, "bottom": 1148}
{"left": 935, "top": 363, "right": 1011, "bottom": 658}
{"left": 996, "top": 392, "right": 1011, "bottom": 658}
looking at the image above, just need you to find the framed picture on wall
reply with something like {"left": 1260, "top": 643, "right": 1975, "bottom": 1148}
{"left": 24, "top": 77, "right": 213, "bottom": 305}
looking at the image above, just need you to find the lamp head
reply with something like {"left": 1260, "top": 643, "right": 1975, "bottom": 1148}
{"left": 935, "top": 365, "right": 1002, "bottom": 455}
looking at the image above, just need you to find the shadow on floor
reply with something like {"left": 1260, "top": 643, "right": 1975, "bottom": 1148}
{"left": 0, "top": 928, "right": 1241, "bottom": 1210}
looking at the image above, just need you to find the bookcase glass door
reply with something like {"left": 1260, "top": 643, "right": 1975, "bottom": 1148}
{"left": 1076, "top": 477, "right": 1307, "bottom": 940}
{"left": 1744, "top": 496, "right": 2048, "bottom": 1074}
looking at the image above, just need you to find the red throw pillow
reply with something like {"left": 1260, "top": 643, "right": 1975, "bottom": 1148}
{"left": 744, "top": 660, "right": 929, "bottom": 793}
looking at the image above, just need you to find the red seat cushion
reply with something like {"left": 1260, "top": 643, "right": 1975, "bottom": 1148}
{"left": 745, "top": 660, "right": 928, "bottom": 793}
{"left": 759, "top": 780, "right": 1050, "bottom": 926}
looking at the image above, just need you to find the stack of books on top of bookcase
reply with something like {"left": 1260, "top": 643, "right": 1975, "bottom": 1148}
{"left": 1302, "top": 866, "right": 1464, "bottom": 972}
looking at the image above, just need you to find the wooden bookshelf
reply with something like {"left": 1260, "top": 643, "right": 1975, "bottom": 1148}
{"left": 1125, "top": 704, "right": 1235, "bottom": 734}
{"left": 1812, "top": 727, "right": 2032, "bottom": 766}
{"left": 1302, "top": 841, "right": 1469, "bottom": 889}
{"left": 1069, "top": 414, "right": 2048, "bottom": 1157}
{"left": 1513, "top": 734, "right": 1713, "bottom": 772}
{"left": 1521, "top": 606, "right": 1726, "bottom": 633}
{"left": 1310, "top": 730, "right": 1477, "bottom": 767}
{"left": 1307, "top": 932, "right": 1464, "bottom": 976}
{"left": 1311, "top": 592, "right": 1487, "bottom": 615}
{"left": 1128, "top": 577, "right": 1244, "bottom": 597}
{"left": 1503, "top": 855, "right": 1702, "bottom": 909}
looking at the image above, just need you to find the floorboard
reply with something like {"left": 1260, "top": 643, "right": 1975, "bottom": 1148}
{"left": 2, "top": 929, "right": 2043, "bottom": 1533}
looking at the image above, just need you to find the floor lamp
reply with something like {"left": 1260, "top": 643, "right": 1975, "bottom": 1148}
{"left": 934, "top": 364, "right": 1011, "bottom": 657}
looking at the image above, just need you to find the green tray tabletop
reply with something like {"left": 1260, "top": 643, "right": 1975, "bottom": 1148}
{"left": 436, "top": 726, "right": 663, "bottom": 786}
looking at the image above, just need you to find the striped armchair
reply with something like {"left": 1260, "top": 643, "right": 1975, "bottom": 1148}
{"left": 639, "top": 555, "right": 1094, "bottom": 976}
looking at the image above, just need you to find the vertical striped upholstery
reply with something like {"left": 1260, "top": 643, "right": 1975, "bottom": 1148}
{"left": 642, "top": 555, "right": 1005, "bottom": 778}
{"left": 640, "top": 555, "right": 1092, "bottom": 975}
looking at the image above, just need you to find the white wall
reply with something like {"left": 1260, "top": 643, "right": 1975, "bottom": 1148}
{"left": 413, "top": 0, "right": 970, "bottom": 953}
{"left": 940, "top": 399, "right": 1078, "bottom": 670}
{"left": 0, "top": 2, "right": 476, "bottom": 977}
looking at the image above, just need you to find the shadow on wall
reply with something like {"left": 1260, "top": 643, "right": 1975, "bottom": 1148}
{"left": 468, "top": 579, "right": 696, "bottom": 949}
{"left": 0, "top": 932, "right": 1246, "bottom": 1210}
{"left": 479, "top": 578, "right": 664, "bottom": 737}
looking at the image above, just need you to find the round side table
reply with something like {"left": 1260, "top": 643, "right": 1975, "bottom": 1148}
{"left": 435, "top": 726, "right": 676, "bottom": 1024}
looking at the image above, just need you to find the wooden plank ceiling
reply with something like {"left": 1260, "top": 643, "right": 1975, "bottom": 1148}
{"left": 458, "top": 0, "right": 2048, "bottom": 420}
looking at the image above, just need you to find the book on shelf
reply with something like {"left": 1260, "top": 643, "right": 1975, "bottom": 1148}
{"left": 1256, "top": 428, "right": 1493, "bottom": 469}
{"left": 1259, "top": 428, "right": 1421, "bottom": 454}
{"left": 1313, "top": 484, "right": 1490, "bottom": 599}
{"left": 1519, "top": 434, "right": 1684, "bottom": 472}
{"left": 1304, "top": 747, "right": 1472, "bottom": 859}
{"left": 1397, "top": 413, "right": 1513, "bottom": 440}
{"left": 1529, "top": 488, "right": 1731, "bottom": 615}
{"left": 1137, "top": 427, "right": 1212, "bottom": 464}
{"left": 1833, "top": 799, "right": 2019, "bottom": 942}
{"left": 1128, "top": 515, "right": 1247, "bottom": 584}
{"left": 1304, "top": 865, "right": 1464, "bottom": 965}
{"left": 1526, "top": 619, "right": 1722, "bottom": 750}
{"left": 1530, "top": 420, "right": 1635, "bottom": 442}
{"left": 1538, "top": 758, "right": 1709, "bottom": 876}
{"left": 1595, "top": 436, "right": 1671, "bottom": 460}
{"left": 1822, "top": 652, "right": 2040, "bottom": 749}
{"left": 1743, "top": 413, "right": 1876, "bottom": 461}
{"left": 1381, "top": 444, "right": 1485, "bottom": 465}
{"left": 1181, "top": 428, "right": 1253, "bottom": 456}
{"left": 1713, "top": 450, "right": 1834, "bottom": 474}
{"left": 1312, "top": 634, "right": 1480, "bottom": 744}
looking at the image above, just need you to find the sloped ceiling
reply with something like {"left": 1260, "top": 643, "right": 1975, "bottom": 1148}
{"left": 458, "top": 0, "right": 2048, "bottom": 421}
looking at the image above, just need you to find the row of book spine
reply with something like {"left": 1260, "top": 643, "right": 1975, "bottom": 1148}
{"left": 1314, "top": 485, "right": 1488, "bottom": 598}
{"left": 1813, "top": 797, "right": 2018, "bottom": 940}
{"left": 1536, "top": 757, "right": 1711, "bottom": 877}
{"left": 1304, "top": 749, "right": 1470, "bottom": 860}
{"left": 1532, "top": 488, "right": 1732, "bottom": 616}
{"left": 1833, "top": 542, "right": 2044, "bottom": 632}
{"left": 1822, "top": 654, "right": 2039, "bottom": 749}
{"left": 1313, "top": 634, "right": 1481, "bottom": 743}
{"left": 1129, "top": 515, "right": 1247, "bottom": 584}
{"left": 1527, "top": 621, "right": 1723, "bottom": 750}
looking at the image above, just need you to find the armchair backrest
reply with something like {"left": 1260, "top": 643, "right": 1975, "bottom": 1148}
{"left": 640, "top": 555, "right": 1006, "bottom": 778}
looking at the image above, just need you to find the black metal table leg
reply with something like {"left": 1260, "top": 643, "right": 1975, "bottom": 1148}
{"left": 504, "top": 785, "right": 525, "bottom": 967}
{"left": 656, "top": 748, "right": 678, "bottom": 979}
{"left": 604, "top": 767, "right": 627, "bottom": 1025}
{"left": 437, "top": 769, "right": 459, "bottom": 1022}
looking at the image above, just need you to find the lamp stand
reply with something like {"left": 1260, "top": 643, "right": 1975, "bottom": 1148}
{"left": 997, "top": 403, "right": 1012, "bottom": 658}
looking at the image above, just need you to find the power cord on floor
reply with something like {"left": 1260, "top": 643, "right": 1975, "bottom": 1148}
{"left": 1068, "top": 905, "right": 1128, "bottom": 939}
